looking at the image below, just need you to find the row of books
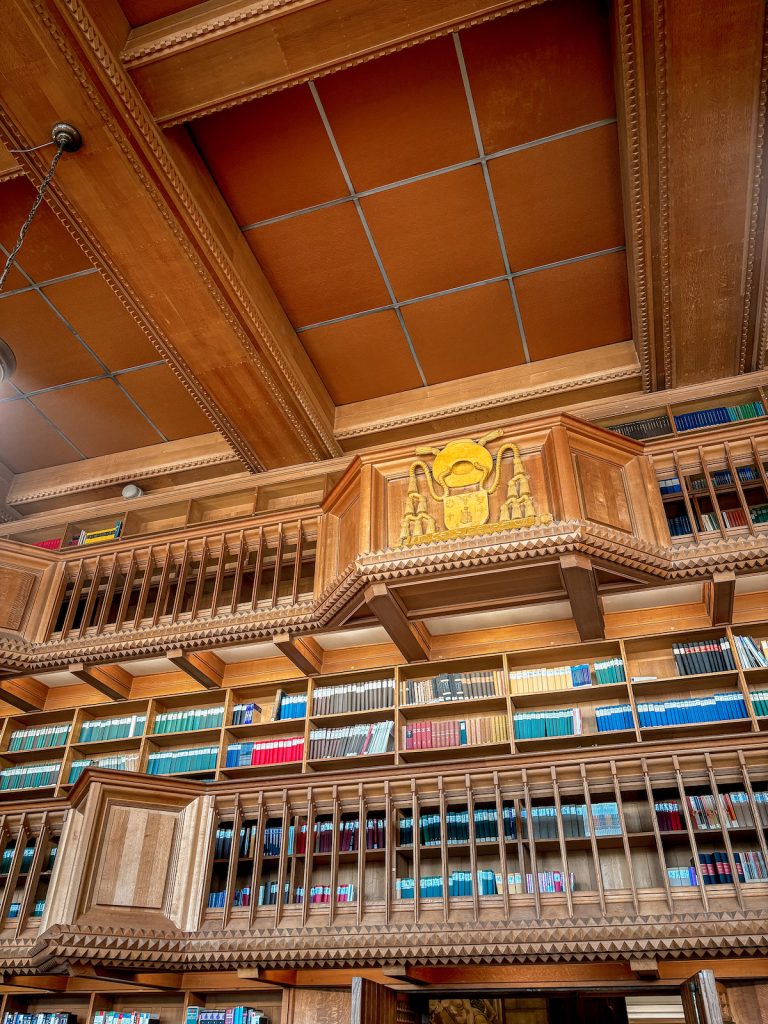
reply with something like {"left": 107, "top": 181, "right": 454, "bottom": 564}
{"left": 68, "top": 753, "right": 140, "bottom": 784}
{"left": 673, "top": 401, "right": 765, "bottom": 431}
{"left": 672, "top": 638, "right": 735, "bottom": 675}
{"left": 8, "top": 724, "right": 70, "bottom": 752}
{"left": 636, "top": 693, "right": 747, "bottom": 728}
{"left": 512, "top": 708, "right": 582, "bottom": 739}
{"left": 92, "top": 1013, "right": 156, "bottom": 1024}
{"left": 751, "top": 502, "right": 768, "bottom": 524}
{"left": 225, "top": 737, "right": 305, "bottom": 767}
{"left": 667, "top": 513, "right": 693, "bottom": 537}
{"left": 0, "top": 843, "right": 35, "bottom": 874}
{"left": 146, "top": 746, "right": 218, "bottom": 775}
{"left": 3, "top": 1015, "right": 74, "bottom": 1024}
{"left": 509, "top": 658, "right": 626, "bottom": 695}
{"left": 185, "top": 1008, "right": 267, "bottom": 1024}
{"left": 690, "top": 466, "right": 761, "bottom": 490}
{"left": 659, "top": 476, "right": 682, "bottom": 495}
{"left": 609, "top": 414, "right": 672, "bottom": 440}
{"left": 669, "top": 850, "right": 768, "bottom": 885}
{"left": 396, "top": 870, "right": 575, "bottom": 899}
{"left": 402, "top": 715, "right": 507, "bottom": 751}
{"left": 401, "top": 670, "right": 503, "bottom": 706}
{"left": 308, "top": 721, "right": 393, "bottom": 760}
{"left": 231, "top": 702, "right": 261, "bottom": 726}
{"left": 152, "top": 706, "right": 224, "bottom": 734}
{"left": 272, "top": 690, "right": 306, "bottom": 721}
{"left": 293, "top": 816, "right": 387, "bottom": 853}
{"left": 397, "top": 807, "right": 516, "bottom": 847}
{"left": 77, "top": 714, "right": 146, "bottom": 744}
{"left": 752, "top": 690, "right": 768, "bottom": 716}
{"left": 733, "top": 634, "right": 768, "bottom": 669}
{"left": 655, "top": 792, "right": 767, "bottom": 831}
{"left": 298, "top": 883, "right": 355, "bottom": 904}
{"left": 8, "top": 899, "right": 46, "bottom": 919}
{"left": 73, "top": 519, "right": 123, "bottom": 547}
{"left": 311, "top": 678, "right": 394, "bottom": 716}
{"left": 0, "top": 762, "right": 60, "bottom": 791}
{"left": 595, "top": 704, "right": 634, "bottom": 732}
{"left": 522, "top": 803, "right": 621, "bottom": 839}
{"left": 212, "top": 824, "right": 259, "bottom": 861}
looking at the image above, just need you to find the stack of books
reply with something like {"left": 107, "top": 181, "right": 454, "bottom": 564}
{"left": 720, "top": 508, "right": 749, "bottom": 528}
{"left": 595, "top": 704, "right": 634, "bottom": 732}
{"left": 78, "top": 714, "right": 146, "bottom": 743}
{"left": 668, "top": 865, "right": 698, "bottom": 886}
{"left": 636, "top": 693, "right": 747, "bottom": 727}
{"left": 720, "top": 791, "right": 758, "bottom": 827}
{"left": 672, "top": 638, "right": 736, "bottom": 674}
{"left": 309, "top": 721, "right": 393, "bottom": 759}
{"left": 231, "top": 702, "right": 262, "bottom": 725}
{"left": 0, "top": 762, "right": 61, "bottom": 791}
{"left": 186, "top": 1008, "right": 267, "bottom": 1024}
{"left": 212, "top": 823, "right": 259, "bottom": 860}
{"left": 152, "top": 705, "right": 224, "bottom": 734}
{"left": 73, "top": 520, "right": 123, "bottom": 546}
{"left": 68, "top": 753, "right": 140, "bottom": 783}
{"left": 401, "top": 670, "right": 503, "bottom": 705}
{"left": 658, "top": 476, "right": 682, "bottom": 495}
{"left": 92, "top": 1012, "right": 157, "bottom": 1024}
{"left": 271, "top": 691, "right": 306, "bottom": 720}
{"left": 662, "top": 791, "right": 758, "bottom": 830}
{"left": 401, "top": 806, "right": 516, "bottom": 844}
{"left": 4, "top": 1015, "right": 75, "bottom": 1024}
{"left": 256, "top": 881, "right": 287, "bottom": 906}
{"left": 685, "top": 793, "right": 724, "bottom": 829}
{"left": 298, "top": 883, "right": 355, "bottom": 904}
{"left": 263, "top": 824, "right": 287, "bottom": 857}
{"left": 31, "top": 538, "right": 62, "bottom": 550}
{"left": 690, "top": 466, "right": 760, "bottom": 489}
{"left": 513, "top": 708, "right": 583, "bottom": 739}
{"left": 609, "top": 414, "right": 672, "bottom": 440}
{"left": 8, "top": 723, "right": 70, "bottom": 751}
{"left": 733, "top": 634, "right": 768, "bottom": 668}
{"left": 402, "top": 714, "right": 507, "bottom": 750}
{"left": 751, "top": 690, "right": 768, "bottom": 716}
{"left": 146, "top": 746, "right": 218, "bottom": 774}
{"left": 232, "top": 888, "right": 250, "bottom": 907}
{"left": 673, "top": 400, "right": 765, "bottom": 431}
{"left": 655, "top": 800, "right": 684, "bottom": 831}
{"left": 667, "top": 513, "right": 693, "bottom": 536}
{"left": 751, "top": 503, "right": 768, "bottom": 524}
{"left": 311, "top": 678, "right": 394, "bottom": 716}
{"left": 0, "top": 843, "right": 35, "bottom": 874}
{"left": 225, "top": 736, "right": 305, "bottom": 767}
{"left": 509, "top": 659, "right": 625, "bottom": 694}
{"left": 696, "top": 850, "right": 767, "bottom": 884}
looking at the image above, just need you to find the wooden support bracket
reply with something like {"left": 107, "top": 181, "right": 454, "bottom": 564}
{"left": 559, "top": 553, "right": 605, "bottom": 641}
{"left": 381, "top": 966, "right": 428, "bottom": 986}
{"left": 237, "top": 968, "right": 297, "bottom": 987}
{"left": 364, "top": 583, "right": 431, "bottom": 662}
{"left": 704, "top": 571, "right": 736, "bottom": 626}
{"left": 630, "top": 957, "right": 660, "bottom": 979}
{"left": 69, "top": 663, "right": 132, "bottom": 701}
{"left": 273, "top": 633, "right": 323, "bottom": 676}
{"left": 167, "top": 649, "right": 224, "bottom": 689}
{"left": 0, "top": 676, "right": 47, "bottom": 712}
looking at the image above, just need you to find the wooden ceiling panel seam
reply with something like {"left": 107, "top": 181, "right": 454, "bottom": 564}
{"left": 0, "top": 0, "right": 340, "bottom": 471}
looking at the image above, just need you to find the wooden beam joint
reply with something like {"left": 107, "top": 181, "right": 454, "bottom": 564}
{"left": 704, "top": 571, "right": 736, "bottom": 626}
{"left": 69, "top": 662, "right": 132, "bottom": 701}
{"left": 364, "top": 583, "right": 430, "bottom": 662}
{"left": 167, "top": 649, "right": 224, "bottom": 689}
{"left": 630, "top": 957, "right": 659, "bottom": 979}
{"left": 273, "top": 633, "right": 323, "bottom": 676}
{"left": 559, "top": 553, "right": 605, "bottom": 641}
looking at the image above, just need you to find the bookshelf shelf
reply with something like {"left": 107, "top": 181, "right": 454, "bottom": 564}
{"left": 509, "top": 682, "right": 628, "bottom": 708}
{"left": 1, "top": 744, "right": 68, "bottom": 764}
{"left": 308, "top": 706, "right": 395, "bottom": 727}
{"left": 515, "top": 728, "right": 637, "bottom": 751}
{"left": 639, "top": 718, "right": 753, "bottom": 740}
{"left": 224, "top": 720, "right": 306, "bottom": 738}
{"left": 630, "top": 670, "right": 740, "bottom": 695}
{"left": 399, "top": 694, "right": 508, "bottom": 716}
{"left": 70, "top": 735, "right": 144, "bottom": 755}
{"left": 148, "top": 727, "right": 224, "bottom": 748}
{"left": 308, "top": 752, "right": 396, "bottom": 771}
{"left": 219, "top": 761, "right": 304, "bottom": 779}
{"left": 400, "top": 740, "right": 511, "bottom": 763}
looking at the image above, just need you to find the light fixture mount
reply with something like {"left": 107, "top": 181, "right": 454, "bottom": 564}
{"left": 0, "top": 339, "right": 17, "bottom": 385}
{"left": 51, "top": 123, "right": 82, "bottom": 153}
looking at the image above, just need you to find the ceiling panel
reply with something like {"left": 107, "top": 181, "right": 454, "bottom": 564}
{"left": 515, "top": 249, "right": 631, "bottom": 361}
{"left": 403, "top": 281, "right": 525, "bottom": 385}
{"left": 245, "top": 202, "right": 391, "bottom": 326}
{"left": 43, "top": 273, "right": 159, "bottom": 370}
{"left": 490, "top": 123, "right": 625, "bottom": 271}
{"left": 460, "top": 0, "right": 615, "bottom": 153}
{"left": 300, "top": 311, "right": 422, "bottom": 404}
{"left": 0, "top": 178, "right": 91, "bottom": 283}
{"left": 190, "top": 87, "right": 348, "bottom": 225}
{"left": 359, "top": 165, "right": 505, "bottom": 300}
{"left": 0, "top": 399, "right": 80, "bottom": 473}
{"left": 117, "top": 363, "right": 217, "bottom": 440}
{"left": 30, "top": 378, "right": 163, "bottom": 458}
{"left": 314, "top": 35, "right": 477, "bottom": 191}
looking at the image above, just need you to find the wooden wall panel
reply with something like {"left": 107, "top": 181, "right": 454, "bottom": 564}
{"left": 283, "top": 988, "right": 351, "bottom": 1024}
{"left": 574, "top": 453, "right": 632, "bottom": 533}
{"left": 0, "top": 565, "right": 36, "bottom": 632}
{"left": 94, "top": 806, "right": 177, "bottom": 910}
{"left": 724, "top": 980, "right": 768, "bottom": 1024}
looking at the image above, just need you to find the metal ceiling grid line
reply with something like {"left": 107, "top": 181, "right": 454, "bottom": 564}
{"left": 0, "top": 265, "right": 98, "bottom": 300}
{"left": 453, "top": 31, "right": 530, "bottom": 363}
{"left": 19, "top": 395, "right": 88, "bottom": 461}
{"left": 238, "top": 118, "right": 618, "bottom": 234}
{"left": 0, "top": 360, "right": 168, "bottom": 405}
{"left": 0, "top": 243, "right": 170, "bottom": 445}
{"left": 308, "top": 80, "right": 429, "bottom": 387}
{"left": 511, "top": 245, "right": 626, "bottom": 278}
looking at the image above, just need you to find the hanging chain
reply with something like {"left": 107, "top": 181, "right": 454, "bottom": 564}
{"left": 0, "top": 141, "right": 65, "bottom": 295}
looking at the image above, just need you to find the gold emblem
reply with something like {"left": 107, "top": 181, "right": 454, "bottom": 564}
{"left": 399, "top": 430, "right": 552, "bottom": 545}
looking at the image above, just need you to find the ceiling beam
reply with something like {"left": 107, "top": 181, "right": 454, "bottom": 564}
{"left": 167, "top": 649, "right": 224, "bottom": 689}
{"left": 704, "top": 571, "right": 736, "bottom": 627}
{"left": 0, "top": 676, "right": 47, "bottom": 712}
{"left": 613, "top": 0, "right": 768, "bottom": 388}
{"left": 69, "top": 663, "right": 132, "bottom": 701}
{"left": 364, "top": 583, "right": 431, "bottom": 662}
{"left": 273, "top": 633, "right": 324, "bottom": 676}
{"left": 0, "top": 0, "right": 337, "bottom": 472}
{"left": 123, "top": 0, "right": 546, "bottom": 126}
{"left": 559, "top": 554, "right": 605, "bottom": 642}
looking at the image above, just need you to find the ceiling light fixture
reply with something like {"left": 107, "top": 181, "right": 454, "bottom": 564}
{"left": 0, "top": 122, "right": 82, "bottom": 383}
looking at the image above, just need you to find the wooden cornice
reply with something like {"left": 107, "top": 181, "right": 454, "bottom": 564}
{"left": 122, "top": 0, "right": 549, "bottom": 126}
{"left": 0, "top": 0, "right": 338, "bottom": 473}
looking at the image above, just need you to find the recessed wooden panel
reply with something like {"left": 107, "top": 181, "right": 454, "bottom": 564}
{"left": 574, "top": 452, "right": 632, "bottom": 532}
{"left": 95, "top": 805, "right": 177, "bottom": 910}
{"left": 286, "top": 989, "right": 351, "bottom": 1024}
{"left": 337, "top": 495, "right": 361, "bottom": 571}
{"left": 0, "top": 177, "right": 92, "bottom": 282}
{"left": 117, "top": 364, "right": 216, "bottom": 440}
{"left": 0, "top": 565, "right": 35, "bottom": 631}
{"left": 0, "top": 400, "right": 80, "bottom": 473}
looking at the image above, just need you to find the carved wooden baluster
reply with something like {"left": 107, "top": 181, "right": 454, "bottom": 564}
{"left": 94, "top": 551, "right": 120, "bottom": 631}
{"left": 115, "top": 551, "right": 137, "bottom": 631}
{"left": 610, "top": 759, "right": 640, "bottom": 917}
{"left": 191, "top": 538, "right": 209, "bottom": 619}
{"left": 301, "top": 792, "right": 315, "bottom": 927}
{"left": 698, "top": 445, "right": 728, "bottom": 537}
{"left": 642, "top": 756, "right": 674, "bottom": 911}
{"left": 673, "top": 753, "right": 709, "bottom": 910}
{"left": 251, "top": 527, "right": 265, "bottom": 611}
{"left": 356, "top": 783, "right": 366, "bottom": 926}
{"left": 493, "top": 770, "right": 510, "bottom": 919}
{"left": 271, "top": 523, "right": 285, "bottom": 608}
{"left": 521, "top": 769, "right": 541, "bottom": 919}
{"left": 672, "top": 450, "right": 701, "bottom": 542}
{"left": 550, "top": 766, "right": 574, "bottom": 919}
{"left": 209, "top": 533, "right": 229, "bottom": 618}
{"left": 134, "top": 546, "right": 159, "bottom": 628}
{"left": 328, "top": 784, "right": 342, "bottom": 925}
{"left": 230, "top": 531, "right": 247, "bottom": 613}
{"left": 76, "top": 557, "right": 102, "bottom": 638}
{"left": 464, "top": 772, "right": 479, "bottom": 921}
{"left": 291, "top": 520, "right": 304, "bottom": 605}
{"left": 580, "top": 762, "right": 606, "bottom": 916}
{"left": 223, "top": 798, "right": 242, "bottom": 928}
{"left": 704, "top": 752, "right": 745, "bottom": 909}
{"left": 170, "top": 541, "right": 191, "bottom": 623}
{"left": 274, "top": 788, "right": 290, "bottom": 927}
{"left": 59, "top": 560, "right": 85, "bottom": 640}
{"left": 15, "top": 814, "right": 48, "bottom": 938}
{"left": 736, "top": 749, "right": 768, "bottom": 871}
{"left": 247, "top": 791, "right": 265, "bottom": 929}
{"left": 723, "top": 442, "right": 756, "bottom": 536}
{"left": 438, "top": 776, "right": 449, "bottom": 923}
{"left": 152, "top": 544, "right": 174, "bottom": 626}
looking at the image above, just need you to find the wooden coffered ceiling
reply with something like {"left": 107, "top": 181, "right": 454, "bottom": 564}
{"left": 0, "top": 0, "right": 766, "bottom": 485}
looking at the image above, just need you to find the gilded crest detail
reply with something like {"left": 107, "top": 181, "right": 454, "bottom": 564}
{"left": 399, "top": 430, "right": 552, "bottom": 545}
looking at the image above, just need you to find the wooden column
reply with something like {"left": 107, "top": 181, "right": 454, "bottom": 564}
{"left": 681, "top": 971, "right": 725, "bottom": 1024}
{"left": 351, "top": 977, "right": 396, "bottom": 1024}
